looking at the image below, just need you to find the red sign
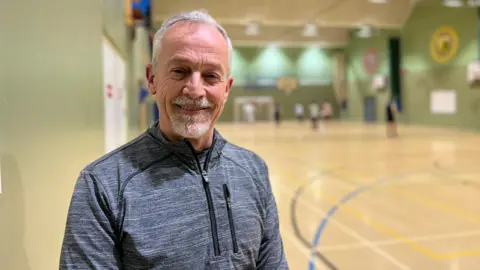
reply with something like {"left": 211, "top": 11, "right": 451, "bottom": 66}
{"left": 106, "top": 84, "right": 113, "bottom": 98}
{"left": 363, "top": 48, "right": 378, "bottom": 75}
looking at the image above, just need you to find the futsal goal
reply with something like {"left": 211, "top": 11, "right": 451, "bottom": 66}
{"left": 233, "top": 96, "right": 275, "bottom": 123}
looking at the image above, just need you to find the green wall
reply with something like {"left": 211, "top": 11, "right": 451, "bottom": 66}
{"left": 0, "top": 0, "right": 132, "bottom": 269}
{"left": 220, "top": 46, "right": 338, "bottom": 121}
{"left": 346, "top": 5, "right": 480, "bottom": 130}
{"left": 346, "top": 30, "right": 398, "bottom": 121}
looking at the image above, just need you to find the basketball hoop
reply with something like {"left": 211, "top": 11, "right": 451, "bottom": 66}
{"left": 276, "top": 77, "right": 297, "bottom": 95}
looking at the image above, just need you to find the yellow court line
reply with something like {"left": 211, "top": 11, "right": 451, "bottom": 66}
{"left": 275, "top": 161, "right": 480, "bottom": 260}
{"left": 336, "top": 170, "right": 480, "bottom": 224}
{"left": 388, "top": 188, "right": 480, "bottom": 224}
{"left": 316, "top": 191, "right": 480, "bottom": 260}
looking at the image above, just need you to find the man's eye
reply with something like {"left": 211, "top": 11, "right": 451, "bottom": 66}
{"left": 204, "top": 73, "right": 220, "bottom": 79}
{"left": 171, "top": 69, "right": 188, "bottom": 79}
{"left": 172, "top": 69, "right": 186, "bottom": 74}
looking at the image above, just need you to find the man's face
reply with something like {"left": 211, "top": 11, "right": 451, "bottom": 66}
{"left": 147, "top": 22, "right": 233, "bottom": 139}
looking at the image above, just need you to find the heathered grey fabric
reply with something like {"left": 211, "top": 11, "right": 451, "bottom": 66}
{"left": 60, "top": 122, "right": 289, "bottom": 269}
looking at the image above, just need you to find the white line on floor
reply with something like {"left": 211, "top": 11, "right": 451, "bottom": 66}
{"left": 278, "top": 184, "right": 412, "bottom": 270}
{"left": 317, "top": 230, "right": 480, "bottom": 252}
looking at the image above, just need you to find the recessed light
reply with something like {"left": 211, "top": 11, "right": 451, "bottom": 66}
{"left": 303, "top": 24, "right": 317, "bottom": 37}
{"left": 444, "top": 0, "right": 464, "bottom": 7}
{"left": 245, "top": 23, "right": 259, "bottom": 36}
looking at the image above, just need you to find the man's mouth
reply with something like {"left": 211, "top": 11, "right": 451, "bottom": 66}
{"left": 175, "top": 104, "right": 209, "bottom": 111}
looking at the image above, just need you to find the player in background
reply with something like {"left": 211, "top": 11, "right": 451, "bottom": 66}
{"left": 243, "top": 101, "right": 255, "bottom": 123}
{"left": 308, "top": 100, "right": 320, "bottom": 130}
{"left": 274, "top": 102, "right": 281, "bottom": 126}
{"left": 294, "top": 103, "right": 304, "bottom": 123}
{"left": 386, "top": 100, "right": 398, "bottom": 138}
{"left": 321, "top": 101, "right": 333, "bottom": 120}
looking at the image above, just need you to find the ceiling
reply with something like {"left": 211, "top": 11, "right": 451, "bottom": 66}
{"left": 151, "top": 0, "right": 423, "bottom": 47}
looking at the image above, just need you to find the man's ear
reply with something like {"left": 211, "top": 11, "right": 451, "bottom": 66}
{"left": 224, "top": 77, "right": 234, "bottom": 102}
{"left": 146, "top": 64, "right": 156, "bottom": 95}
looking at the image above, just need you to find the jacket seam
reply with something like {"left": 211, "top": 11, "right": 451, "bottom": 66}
{"left": 84, "top": 171, "right": 119, "bottom": 241}
{"left": 89, "top": 133, "right": 148, "bottom": 170}
{"left": 118, "top": 152, "right": 175, "bottom": 203}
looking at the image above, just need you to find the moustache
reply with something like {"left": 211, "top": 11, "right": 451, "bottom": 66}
{"left": 172, "top": 96, "right": 213, "bottom": 109}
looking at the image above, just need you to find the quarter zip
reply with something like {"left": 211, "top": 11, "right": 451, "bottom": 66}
{"left": 185, "top": 138, "right": 221, "bottom": 257}
{"left": 223, "top": 184, "right": 238, "bottom": 253}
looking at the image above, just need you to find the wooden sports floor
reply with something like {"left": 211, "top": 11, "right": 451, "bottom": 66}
{"left": 215, "top": 120, "right": 480, "bottom": 270}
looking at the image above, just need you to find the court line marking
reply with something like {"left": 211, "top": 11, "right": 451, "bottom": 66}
{"left": 311, "top": 188, "right": 480, "bottom": 260}
{"left": 307, "top": 171, "right": 414, "bottom": 270}
{"left": 278, "top": 181, "right": 411, "bottom": 270}
{"left": 275, "top": 154, "right": 480, "bottom": 262}
{"left": 299, "top": 167, "right": 480, "bottom": 261}
{"left": 334, "top": 170, "right": 480, "bottom": 224}
{"left": 332, "top": 168, "right": 480, "bottom": 224}
{"left": 318, "top": 230, "right": 480, "bottom": 252}
{"left": 289, "top": 171, "right": 340, "bottom": 270}
{"left": 280, "top": 228, "right": 324, "bottom": 269}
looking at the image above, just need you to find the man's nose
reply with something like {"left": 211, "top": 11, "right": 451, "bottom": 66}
{"left": 183, "top": 71, "right": 205, "bottom": 99}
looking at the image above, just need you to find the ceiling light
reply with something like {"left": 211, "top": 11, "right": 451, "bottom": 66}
{"left": 303, "top": 24, "right": 317, "bottom": 37}
{"left": 444, "top": 0, "right": 464, "bottom": 7}
{"left": 245, "top": 23, "right": 259, "bottom": 36}
{"left": 368, "top": 0, "right": 389, "bottom": 3}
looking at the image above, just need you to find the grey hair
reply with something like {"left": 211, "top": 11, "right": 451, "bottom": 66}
{"left": 151, "top": 10, "right": 233, "bottom": 75}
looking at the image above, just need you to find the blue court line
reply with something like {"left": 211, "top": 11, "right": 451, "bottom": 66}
{"left": 307, "top": 172, "right": 417, "bottom": 270}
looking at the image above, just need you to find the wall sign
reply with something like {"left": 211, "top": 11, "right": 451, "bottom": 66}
{"left": 430, "top": 89, "right": 456, "bottom": 114}
{"left": 430, "top": 26, "right": 459, "bottom": 63}
{"left": 363, "top": 48, "right": 378, "bottom": 75}
{"left": 103, "top": 38, "right": 128, "bottom": 153}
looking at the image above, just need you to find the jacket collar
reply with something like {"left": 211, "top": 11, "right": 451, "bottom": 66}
{"left": 147, "top": 121, "right": 227, "bottom": 168}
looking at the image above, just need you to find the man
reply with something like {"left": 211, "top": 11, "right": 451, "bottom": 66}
{"left": 274, "top": 102, "right": 281, "bottom": 125}
{"left": 59, "top": 10, "right": 289, "bottom": 270}
{"left": 243, "top": 100, "right": 255, "bottom": 123}
{"left": 321, "top": 101, "right": 332, "bottom": 120}
{"left": 294, "top": 103, "right": 304, "bottom": 123}
{"left": 308, "top": 100, "right": 320, "bottom": 130}
{"left": 386, "top": 100, "right": 398, "bottom": 138}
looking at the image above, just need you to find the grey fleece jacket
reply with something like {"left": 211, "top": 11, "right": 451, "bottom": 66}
{"left": 60, "top": 122, "right": 289, "bottom": 269}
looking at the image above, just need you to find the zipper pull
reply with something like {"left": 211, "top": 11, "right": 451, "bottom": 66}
{"left": 224, "top": 184, "right": 231, "bottom": 207}
{"left": 226, "top": 196, "right": 231, "bottom": 208}
{"left": 202, "top": 170, "right": 209, "bottom": 183}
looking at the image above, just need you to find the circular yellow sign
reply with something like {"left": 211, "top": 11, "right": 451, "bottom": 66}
{"left": 430, "top": 26, "right": 459, "bottom": 63}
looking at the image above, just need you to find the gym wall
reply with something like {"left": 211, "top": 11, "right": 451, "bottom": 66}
{"left": 346, "top": 4, "right": 480, "bottom": 130}
{"left": 219, "top": 46, "right": 339, "bottom": 122}
{"left": 0, "top": 0, "right": 132, "bottom": 269}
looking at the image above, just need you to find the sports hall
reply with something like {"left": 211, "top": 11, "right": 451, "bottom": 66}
{"left": 1, "top": 0, "right": 480, "bottom": 269}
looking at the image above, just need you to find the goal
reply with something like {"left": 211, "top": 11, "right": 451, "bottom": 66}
{"left": 233, "top": 96, "right": 275, "bottom": 123}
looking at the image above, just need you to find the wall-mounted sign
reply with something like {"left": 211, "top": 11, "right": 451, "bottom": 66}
{"left": 430, "top": 26, "right": 459, "bottom": 63}
{"left": 363, "top": 48, "right": 378, "bottom": 75}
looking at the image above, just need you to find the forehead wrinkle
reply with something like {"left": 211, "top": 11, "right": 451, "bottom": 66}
{"left": 161, "top": 22, "right": 229, "bottom": 74}
{"left": 168, "top": 56, "right": 222, "bottom": 71}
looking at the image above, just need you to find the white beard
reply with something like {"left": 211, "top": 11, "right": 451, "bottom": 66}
{"left": 170, "top": 96, "right": 213, "bottom": 139}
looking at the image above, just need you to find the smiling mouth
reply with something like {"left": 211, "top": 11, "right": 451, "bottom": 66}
{"left": 175, "top": 104, "right": 210, "bottom": 111}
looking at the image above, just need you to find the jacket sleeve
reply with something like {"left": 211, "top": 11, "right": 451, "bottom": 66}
{"left": 256, "top": 162, "right": 289, "bottom": 269}
{"left": 59, "top": 170, "right": 122, "bottom": 269}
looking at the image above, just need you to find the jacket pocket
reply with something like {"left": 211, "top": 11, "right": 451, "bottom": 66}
{"left": 223, "top": 184, "right": 238, "bottom": 253}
